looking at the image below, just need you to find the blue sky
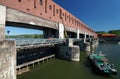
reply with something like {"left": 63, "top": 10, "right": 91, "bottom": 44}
{"left": 6, "top": 27, "right": 43, "bottom": 35}
{"left": 6, "top": 0, "right": 120, "bottom": 35}
{"left": 53, "top": 0, "right": 120, "bottom": 31}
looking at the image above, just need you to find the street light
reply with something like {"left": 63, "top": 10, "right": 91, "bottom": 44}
{"left": 7, "top": 30, "right": 10, "bottom": 38}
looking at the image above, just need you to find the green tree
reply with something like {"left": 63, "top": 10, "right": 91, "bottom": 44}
{"left": 109, "top": 30, "right": 120, "bottom": 35}
{"left": 96, "top": 31, "right": 108, "bottom": 34}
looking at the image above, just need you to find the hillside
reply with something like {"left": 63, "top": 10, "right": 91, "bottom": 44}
{"left": 6, "top": 34, "right": 43, "bottom": 38}
{"left": 96, "top": 30, "right": 120, "bottom": 35}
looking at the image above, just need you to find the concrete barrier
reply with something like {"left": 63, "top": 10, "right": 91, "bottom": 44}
{"left": 0, "top": 40, "right": 16, "bottom": 79}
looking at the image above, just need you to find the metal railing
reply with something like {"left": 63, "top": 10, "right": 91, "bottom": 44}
{"left": 15, "top": 38, "right": 65, "bottom": 47}
{"left": 7, "top": 38, "right": 93, "bottom": 47}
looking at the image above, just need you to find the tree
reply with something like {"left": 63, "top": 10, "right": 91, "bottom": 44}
{"left": 109, "top": 30, "right": 120, "bottom": 35}
{"left": 96, "top": 31, "right": 108, "bottom": 34}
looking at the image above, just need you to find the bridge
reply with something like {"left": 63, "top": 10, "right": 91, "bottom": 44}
{"left": 0, "top": 0, "right": 97, "bottom": 40}
{"left": 0, "top": 0, "right": 98, "bottom": 79}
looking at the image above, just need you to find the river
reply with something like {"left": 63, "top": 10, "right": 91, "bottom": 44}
{"left": 17, "top": 42, "right": 120, "bottom": 79}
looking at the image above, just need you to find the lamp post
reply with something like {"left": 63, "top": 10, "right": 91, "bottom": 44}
{"left": 7, "top": 30, "right": 10, "bottom": 38}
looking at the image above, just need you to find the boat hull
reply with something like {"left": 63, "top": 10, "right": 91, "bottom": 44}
{"left": 88, "top": 55, "right": 117, "bottom": 75}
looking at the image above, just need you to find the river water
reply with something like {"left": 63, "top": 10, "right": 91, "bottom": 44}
{"left": 17, "top": 42, "right": 120, "bottom": 79}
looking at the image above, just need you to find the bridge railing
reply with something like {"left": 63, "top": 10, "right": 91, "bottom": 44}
{"left": 15, "top": 38, "right": 65, "bottom": 47}
{"left": 8, "top": 38, "right": 93, "bottom": 47}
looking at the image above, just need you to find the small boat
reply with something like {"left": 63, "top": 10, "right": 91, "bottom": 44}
{"left": 88, "top": 52, "right": 117, "bottom": 75}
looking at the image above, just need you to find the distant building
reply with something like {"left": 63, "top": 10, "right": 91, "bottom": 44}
{"left": 98, "top": 34, "right": 116, "bottom": 37}
{"left": 98, "top": 34, "right": 120, "bottom": 42}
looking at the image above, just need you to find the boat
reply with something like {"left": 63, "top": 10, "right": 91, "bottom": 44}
{"left": 88, "top": 52, "right": 117, "bottom": 75}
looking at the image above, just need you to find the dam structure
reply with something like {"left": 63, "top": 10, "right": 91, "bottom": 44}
{"left": 0, "top": 0, "right": 98, "bottom": 79}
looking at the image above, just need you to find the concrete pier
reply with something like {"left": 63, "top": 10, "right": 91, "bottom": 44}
{"left": 0, "top": 40, "right": 16, "bottom": 79}
{"left": 0, "top": 5, "right": 6, "bottom": 40}
{"left": 84, "top": 42, "right": 91, "bottom": 52}
{"left": 55, "top": 39, "right": 80, "bottom": 61}
{"left": 90, "top": 40, "right": 99, "bottom": 51}
{"left": 91, "top": 41, "right": 96, "bottom": 50}
{"left": 74, "top": 40, "right": 85, "bottom": 51}
{"left": 69, "top": 45, "right": 80, "bottom": 61}
{"left": 95, "top": 39, "right": 99, "bottom": 47}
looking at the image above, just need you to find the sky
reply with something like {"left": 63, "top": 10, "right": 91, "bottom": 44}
{"left": 6, "top": 0, "right": 120, "bottom": 35}
{"left": 6, "top": 27, "right": 43, "bottom": 35}
{"left": 53, "top": 0, "right": 120, "bottom": 31}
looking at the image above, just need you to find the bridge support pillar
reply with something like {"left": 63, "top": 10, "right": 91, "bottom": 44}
{"left": 77, "top": 30, "right": 80, "bottom": 39}
{"left": 69, "top": 45, "right": 80, "bottom": 61}
{"left": 84, "top": 32, "right": 87, "bottom": 43}
{"left": 88, "top": 35, "right": 91, "bottom": 41}
{"left": 58, "top": 23, "right": 64, "bottom": 39}
{"left": 84, "top": 42, "right": 91, "bottom": 52}
{"left": 91, "top": 41, "right": 96, "bottom": 51}
{"left": 0, "top": 5, "right": 6, "bottom": 40}
{"left": 55, "top": 39, "right": 80, "bottom": 61}
{"left": 90, "top": 39, "right": 99, "bottom": 51}
{"left": 94, "top": 39, "right": 99, "bottom": 47}
{"left": 0, "top": 40, "right": 16, "bottom": 79}
{"left": 96, "top": 39, "right": 99, "bottom": 46}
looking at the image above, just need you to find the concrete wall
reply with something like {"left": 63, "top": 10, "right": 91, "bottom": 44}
{"left": 0, "top": 40, "right": 16, "bottom": 79}
{"left": 0, "top": 5, "right": 6, "bottom": 40}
